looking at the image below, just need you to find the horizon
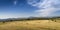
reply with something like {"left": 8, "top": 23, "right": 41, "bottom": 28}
{"left": 0, "top": 0, "right": 60, "bottom": 19}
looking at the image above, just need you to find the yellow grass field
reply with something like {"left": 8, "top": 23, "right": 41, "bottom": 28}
{"left": 0, "top": 20, "right": 60, "bottom": 30}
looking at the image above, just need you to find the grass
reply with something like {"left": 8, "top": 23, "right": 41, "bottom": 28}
{"left": 0, "top": 20, "right": 60, "bottom": 30}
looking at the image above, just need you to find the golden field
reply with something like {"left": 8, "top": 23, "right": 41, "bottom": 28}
{"left": 0, "top": 20, "right": 60, "bottom": 30}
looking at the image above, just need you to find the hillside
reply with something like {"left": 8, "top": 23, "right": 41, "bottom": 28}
{"left": 0, "top": 20, "right": 60, "bottom": 30}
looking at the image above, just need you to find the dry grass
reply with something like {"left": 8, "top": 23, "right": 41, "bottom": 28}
{"left": 0, "top": 20, "right": 60, "bottom": 30}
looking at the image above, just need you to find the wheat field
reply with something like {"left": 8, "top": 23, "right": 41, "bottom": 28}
{"left": 0, "top": 20, "right": 60, "bottom": 30}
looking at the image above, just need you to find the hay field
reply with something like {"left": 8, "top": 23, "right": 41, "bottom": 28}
{"left": 0, "top": 20, "right": 60, "bottom": 30}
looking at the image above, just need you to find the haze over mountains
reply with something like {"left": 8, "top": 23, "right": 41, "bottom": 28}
{"left": 0, "top": 16, "right": 60, "bottom": 22}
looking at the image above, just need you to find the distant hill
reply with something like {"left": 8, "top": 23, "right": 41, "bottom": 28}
{"left": 0, "top": 16, "right": 60, "bottom": 22}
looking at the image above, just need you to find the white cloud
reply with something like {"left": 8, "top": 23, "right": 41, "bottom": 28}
{"left": 14, "top": 0, "right": 17, "bottom": 5}
{"left": 27, "top": 0, "right": 60, "bottom": 17}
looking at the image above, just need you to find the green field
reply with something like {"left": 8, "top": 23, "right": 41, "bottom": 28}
{"left": 0, "top": 20, "right": 60, "bottom": 30}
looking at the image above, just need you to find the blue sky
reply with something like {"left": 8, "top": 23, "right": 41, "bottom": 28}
{"left": 0, "top": 0, "right": 60, "bottom": 19}
{"left": 0, "top": 0, "right": 38, "bottom": 19}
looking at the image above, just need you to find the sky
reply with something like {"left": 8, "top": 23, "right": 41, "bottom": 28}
{"left": 0, "top": 0, "right": 60, "bottom": 19}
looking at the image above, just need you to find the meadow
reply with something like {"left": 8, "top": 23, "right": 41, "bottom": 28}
{"left": 0, "top": 20, "right": 60, "bottom": 30}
